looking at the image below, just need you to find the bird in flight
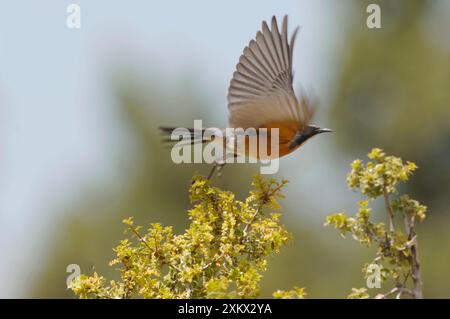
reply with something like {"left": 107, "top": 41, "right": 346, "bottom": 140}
{"left": 160, "top": 15, "right": 331, "bottom": 179}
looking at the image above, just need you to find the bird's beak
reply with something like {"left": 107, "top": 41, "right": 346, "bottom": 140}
{"left": 317, "top": 128, "right": 333, "bottom": 134}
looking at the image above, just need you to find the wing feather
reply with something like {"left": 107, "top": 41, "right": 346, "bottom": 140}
{"left": 227, "top": 15, "right": 308, "bottom": 129}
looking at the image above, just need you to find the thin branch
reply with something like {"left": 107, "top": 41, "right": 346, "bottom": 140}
{"left": 404, "top": 214, "right": 423, "bottom": 299}
{"left": 128, "top": 225, "right": 152, "bottom": 251}
{"left": 376, "top": 287, "right": 398, "bottom": 299}
{"left": 242, "top": 183, "right": 284, "bottom": 237}
{"left": 243, "top": 207, "right": 260, "bottom": 236}
{"left": 376, "top": 285, "right": 414, "bottom": 299}
{"left": 201, "top": 253, "right": 226, "bottom": 271}
{"left": 202, "top": 183, "right": 283, "bottom": 272}
{"left": 383, "top": 185, "right": 395, "bottom": 233}
{"left": 395, "top": 287, "right": 414, "bottom": 299}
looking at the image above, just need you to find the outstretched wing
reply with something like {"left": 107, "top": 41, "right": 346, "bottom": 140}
{"left": 227, "top": 15, "right": 310, "bottom": 129}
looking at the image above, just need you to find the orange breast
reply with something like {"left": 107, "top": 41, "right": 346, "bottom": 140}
{"left": 238, "top": 120, "right": 301, "bottom": 159}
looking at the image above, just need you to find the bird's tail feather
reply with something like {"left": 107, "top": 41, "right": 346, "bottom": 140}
{"left": 158, "top": 126, "right": 208, "bottom": 147}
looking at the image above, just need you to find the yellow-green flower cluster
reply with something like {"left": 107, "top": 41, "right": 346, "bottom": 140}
{"left": 326, "top": 148, "right": 427, "bottom": 299}
{"left": 71, "top": 175, "right": 294, "bottom": 299}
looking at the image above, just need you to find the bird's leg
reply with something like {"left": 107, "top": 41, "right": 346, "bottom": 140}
{"left": 216, "top": 162, "right": 226, "bottom": 177}
{"left": 207, "top": 164, "right": 217, "bottom": 180}
{"left": 207, "top": 145, "right": 232, "bottom": 180}
{"left": 207, "top": 161, "right": 226, "bottom": 180}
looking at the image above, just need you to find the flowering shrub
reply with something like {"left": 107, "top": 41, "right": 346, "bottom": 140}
{"left": 71, "top": 148, "right": 425, "bottom": 299}
{"left": 326, "top": 148, "right": 426, "bottom": 299}
{"left": 71, "top": 175, "right": 303, "bottom": 298}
